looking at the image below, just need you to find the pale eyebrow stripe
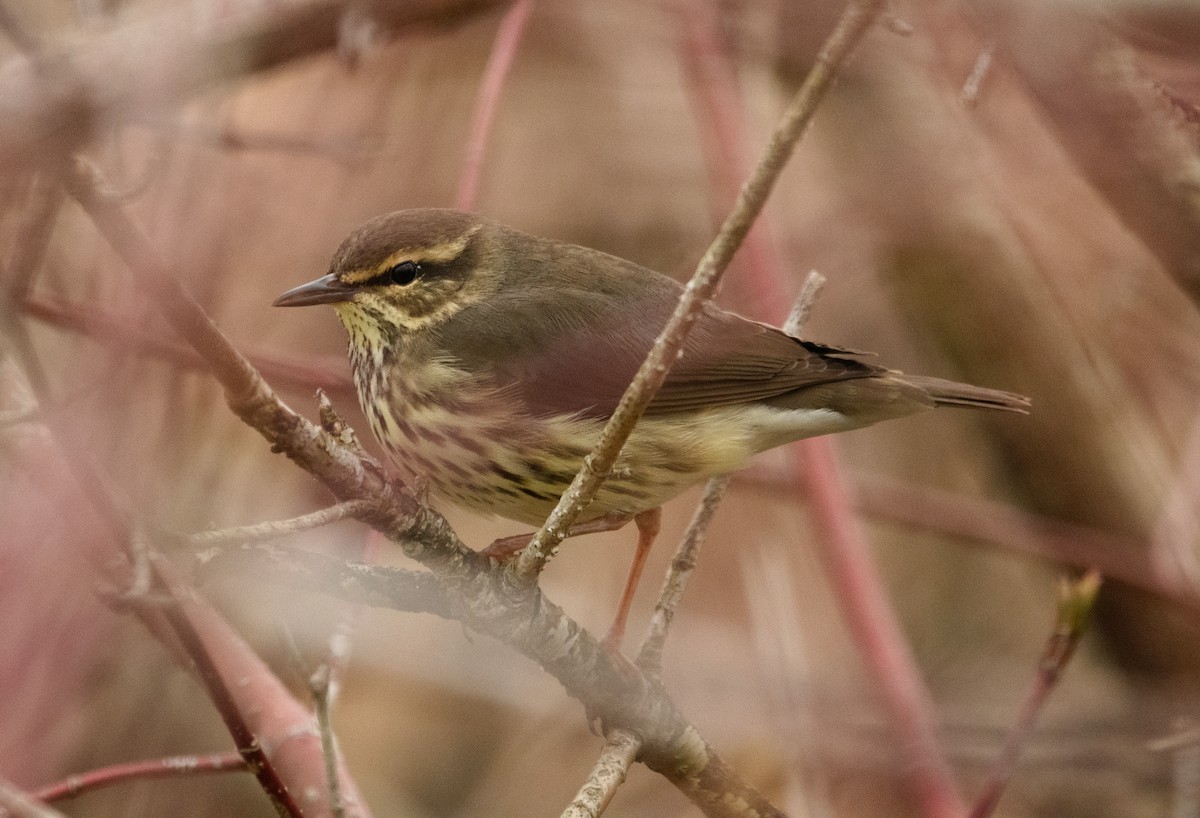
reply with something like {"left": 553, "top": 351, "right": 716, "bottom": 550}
{"left": 340, "top": 226, "right": 481, "bottom": 284}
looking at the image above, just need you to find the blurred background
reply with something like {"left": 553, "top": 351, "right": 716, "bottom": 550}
{"left": 2, "top": 0, "right": 1200, "bottom": 815}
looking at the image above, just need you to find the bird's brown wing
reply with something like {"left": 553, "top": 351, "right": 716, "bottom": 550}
{"left": 435, "top": 265, "right": 883, "bottom": 420}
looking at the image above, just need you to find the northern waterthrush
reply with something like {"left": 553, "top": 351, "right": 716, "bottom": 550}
{"left": 275, "top": 208, "right": 1028, "bottom": 645}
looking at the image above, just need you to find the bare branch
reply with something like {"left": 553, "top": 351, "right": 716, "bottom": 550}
{"left": 742, "top": 469, "right": 1200, "bottom": 616}
{"left": 198, "top": 540, "right": 785, "bottom": 816}
{"left": 782, "top": 271, "right": 826, "bottom": 337}
{"left": 195, "top": 544, "right": 453, "bottom": 618}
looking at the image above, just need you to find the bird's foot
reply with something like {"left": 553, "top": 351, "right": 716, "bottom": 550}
{"left": 478, "top": 512, "right": 634, "bottom": 561}
{"left": 479, "top": 532, "right": 531, "bottom": 561}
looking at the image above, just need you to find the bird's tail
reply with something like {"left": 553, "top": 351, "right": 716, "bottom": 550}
{"left": 903, "top": 375, "right": 1031, "bottom": 414}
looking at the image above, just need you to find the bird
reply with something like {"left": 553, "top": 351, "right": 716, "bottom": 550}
{"left": 274, "top": 208, "right": 1029, "bottom": 649}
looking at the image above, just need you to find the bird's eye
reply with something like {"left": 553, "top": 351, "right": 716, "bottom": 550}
{"left": 384, "top": 261, "right": 420, "bottom": 286}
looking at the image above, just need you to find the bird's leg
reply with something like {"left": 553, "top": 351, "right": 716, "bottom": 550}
{"left": 479, "top": 512, "right": 632, "bottom": 560}
{"left": 600, "top": 507, "right": 661, "bottom": 654}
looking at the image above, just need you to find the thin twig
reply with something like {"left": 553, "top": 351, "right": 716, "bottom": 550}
{"left": 968, "top": 570, "right": 1101, "bottom": 818}
{"left": 310, "top": 665, "right": 346, "bottom": 818}
{"left": 304, "top": 532, "right": 378, "bottom": 818}
{"left": 187, "top": 499, "right": 374, "bottom": 546}
{"left": 560, "top": 729, "right": 641, "bottom": 818}
{"left": 515, "top": 0, "right": 888, "bottom": 580}
{"left": 33, "top": 753, "right": 247, "bottom": 803}
{"left": 634, "top": 475, "right": 730, "bottom": 677}
{"left": 455, "top": 0, "right": 535, "bottom": 211}
{"left": 783, "top": 271, "right": 826, "bottom": 337}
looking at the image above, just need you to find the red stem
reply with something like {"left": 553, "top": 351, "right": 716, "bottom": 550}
{"left": 798, "top": 441, "right": 967, "bottom": 818}
{"left": 455, "top": 0, "right": 535, "bottom": 211}
{"left": 34, "top": 753, "right": 247, "bottom": 803}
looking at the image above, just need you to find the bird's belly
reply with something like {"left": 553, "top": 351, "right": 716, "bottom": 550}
{"left": 359, "top": 368, "right": 772, "bottom": 526}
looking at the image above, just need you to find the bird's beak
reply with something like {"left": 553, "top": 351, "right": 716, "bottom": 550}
{"left": 273, "top": 273, "right": 354, "bottom": 307}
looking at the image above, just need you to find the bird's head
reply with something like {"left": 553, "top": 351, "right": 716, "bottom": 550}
{"left": 274, "top": 208, "right": 496, "bottom": 341}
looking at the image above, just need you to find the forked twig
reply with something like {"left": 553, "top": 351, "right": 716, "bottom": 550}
{"left": 187, "top": 499, "right": 374, "bottom": 546}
